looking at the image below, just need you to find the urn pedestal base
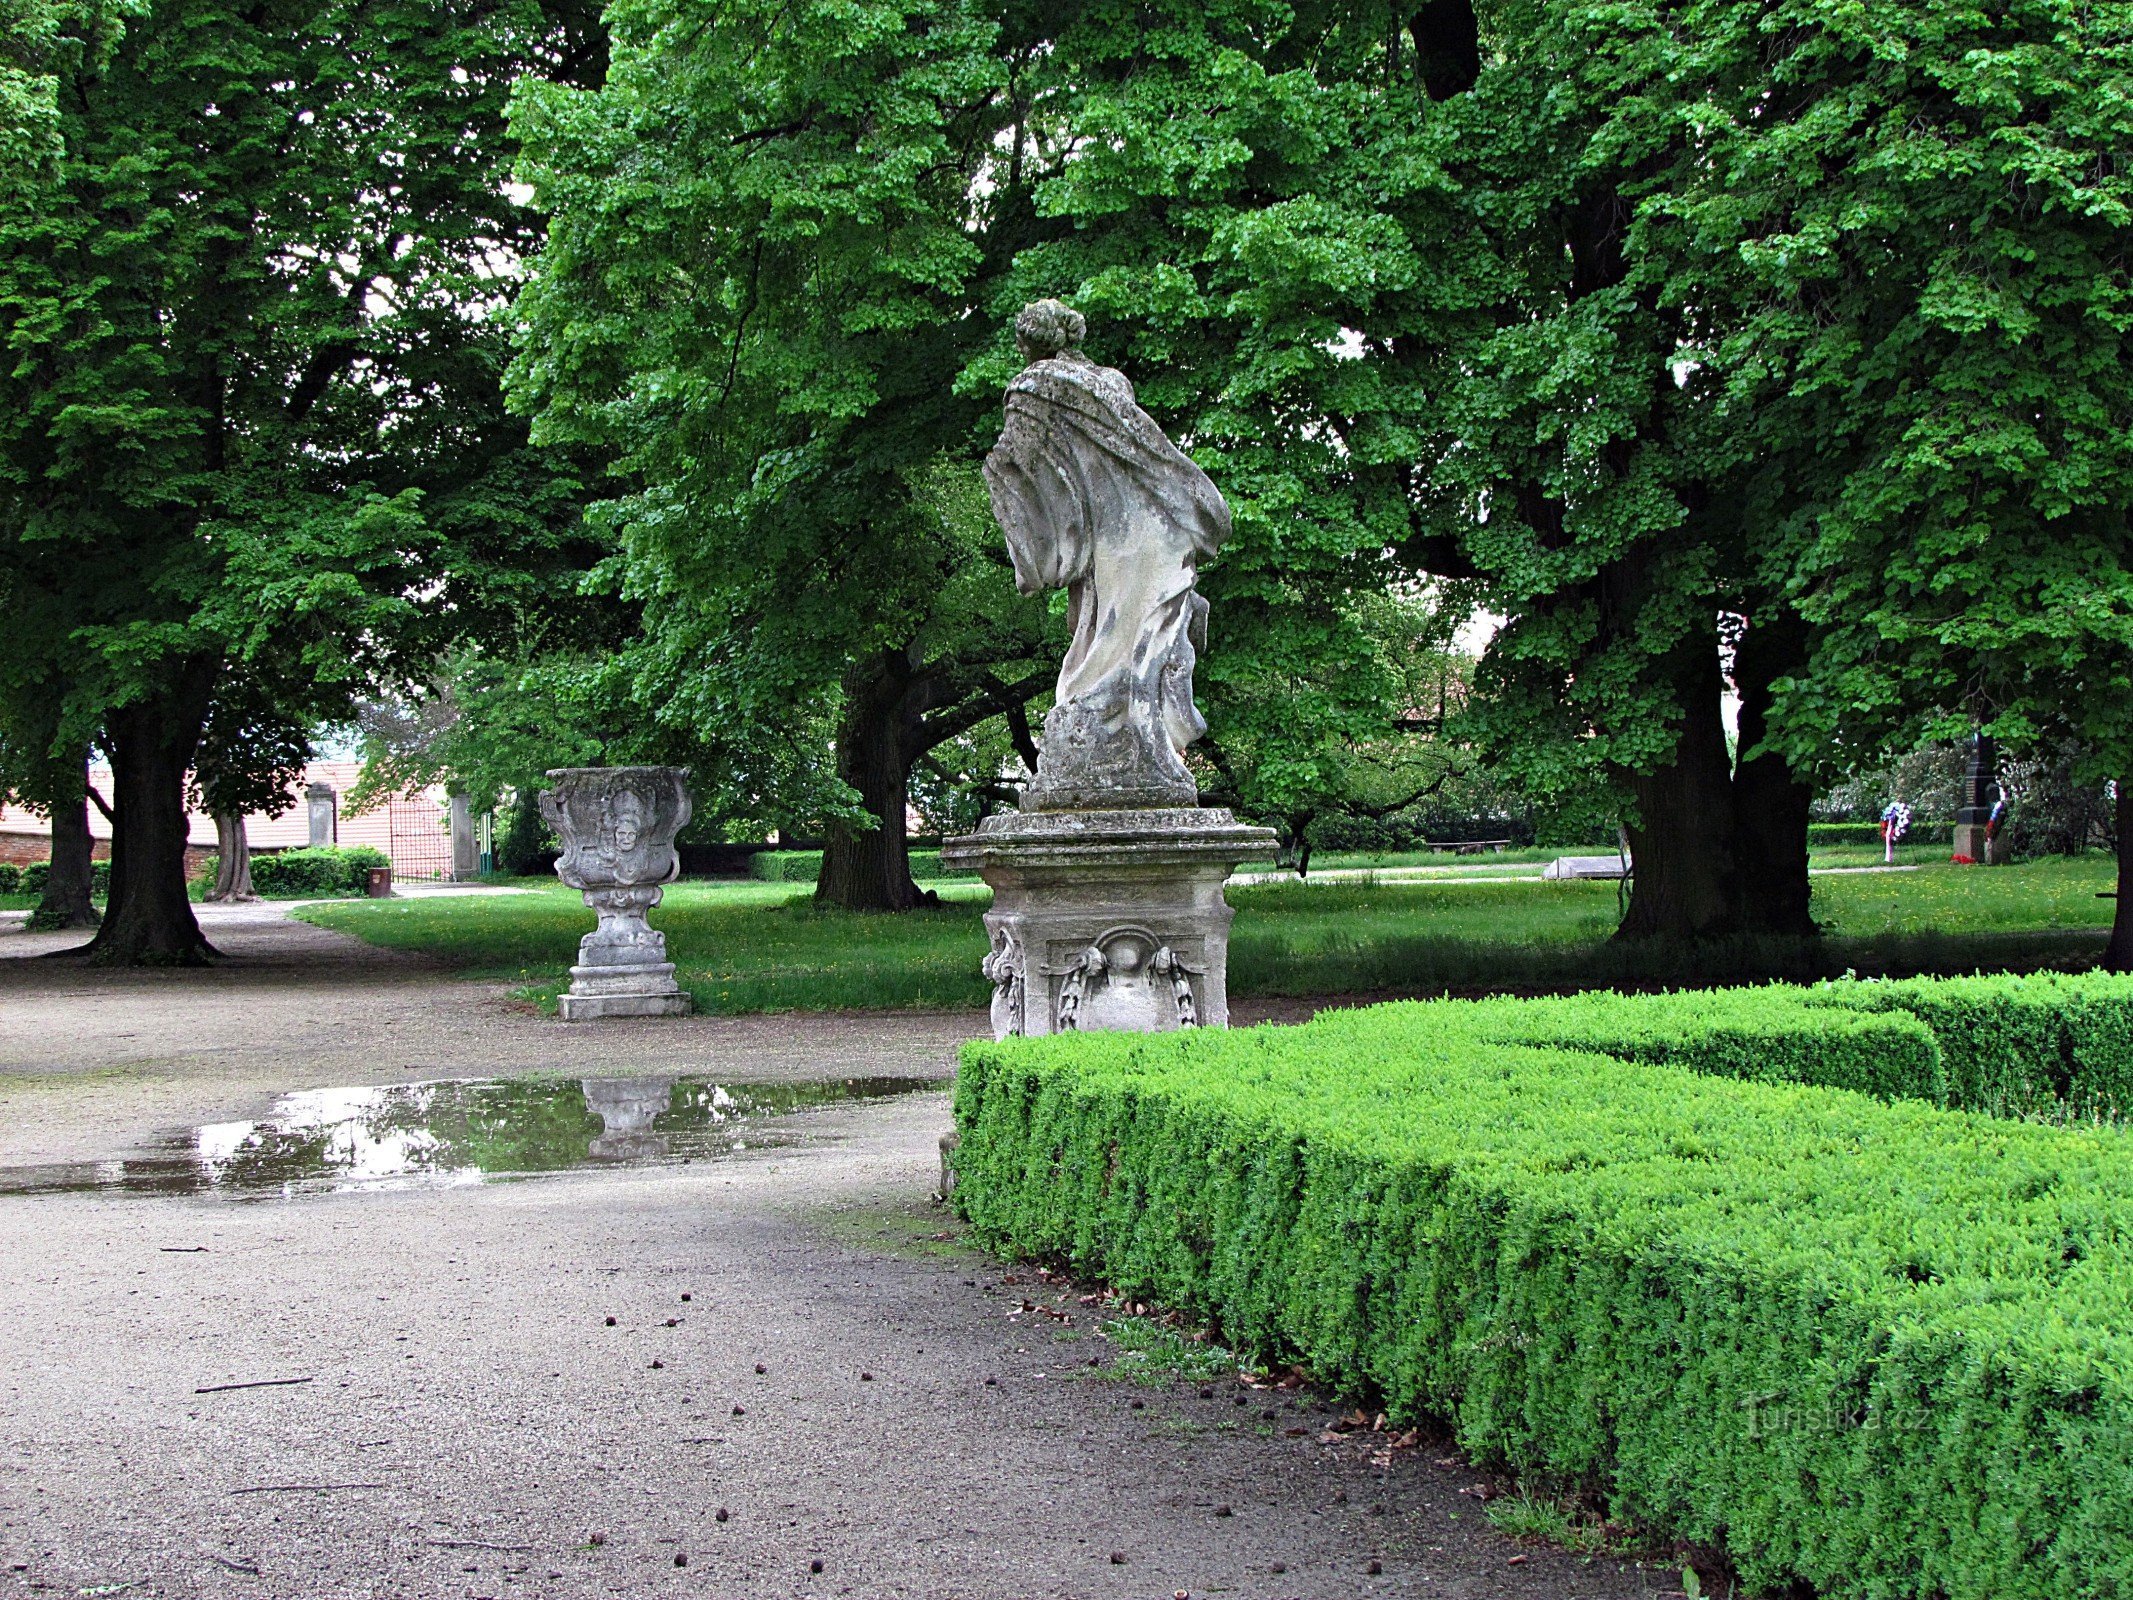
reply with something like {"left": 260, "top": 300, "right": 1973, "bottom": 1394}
{"left": 557, "top": 884, "right": 694, "bottom": 1023}
{"left": 558, "top": 977, "right": 693, "bottom": 1022}
{"left": 941, "top": 808, "right": 1277, "bottom": 1039}
{"left": 542, "top": 766, "right": 695, "bottom": 1024}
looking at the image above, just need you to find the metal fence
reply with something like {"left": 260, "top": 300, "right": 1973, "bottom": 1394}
{"left": 387, "top": 797, "right": 454, "bottom": 882}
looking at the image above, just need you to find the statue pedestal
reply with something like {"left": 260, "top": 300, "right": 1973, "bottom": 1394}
{"left": 941, "top": 808, "right": 1276, "bottom": 1039}
{"left": 559, "top": 886, "right": 694, "bottom": 1021}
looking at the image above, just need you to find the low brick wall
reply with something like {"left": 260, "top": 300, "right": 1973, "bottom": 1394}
{"left": 0, "top": 831, "right": 111, "bottom": 867}
{"left": 0, "top": 832, "right": 209, "bottom": 875}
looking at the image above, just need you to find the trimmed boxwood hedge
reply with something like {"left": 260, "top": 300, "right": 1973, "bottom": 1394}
{"left": 1449, "top": 974, "right": 2133, "bottom": 1120}
{"left": 1803, "top": 972, "right": 2133, "bottom": 1120}
{"left": 953, "top": 977, "right": 2133, "bottom": 1599}
{"left": 1459, "top": 987, "right": 1949, "bottom": 1104}
{"left": 200, "top": 845, "right": 390, "bottom": 898}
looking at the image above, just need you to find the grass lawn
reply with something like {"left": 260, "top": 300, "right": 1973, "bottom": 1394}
{"left": 295, "top": 854, "right": 2120, "bottom": 1016}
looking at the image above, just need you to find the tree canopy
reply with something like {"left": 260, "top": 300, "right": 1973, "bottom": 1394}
{"left": 507, "top": 0, "right": 1477, "bottom": 908}
{"left": 0, "top": 0, "right": 607, "bottom": 960}
{"left": 8, "top": 0, "right": 2129, "bottom": 964}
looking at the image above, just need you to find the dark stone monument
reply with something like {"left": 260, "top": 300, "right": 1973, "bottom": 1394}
{"left": 1952, "top": 732, "right": 2000, "bottom": 863}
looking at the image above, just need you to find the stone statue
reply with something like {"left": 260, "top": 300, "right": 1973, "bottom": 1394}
{"left": 984, "top": 299, "right": 1229, "bottom": 810}
{"left": 940, "top": 304, "right": 1278, "bottom": 1038}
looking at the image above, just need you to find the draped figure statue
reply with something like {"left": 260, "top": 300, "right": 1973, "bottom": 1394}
{"left": 984, "top": 300, "right": 1229, "bottom": 810}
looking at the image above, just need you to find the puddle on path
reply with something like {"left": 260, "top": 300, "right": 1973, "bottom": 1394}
{"left": 0, "top": 1074, "right": 937, "bottom": 1200}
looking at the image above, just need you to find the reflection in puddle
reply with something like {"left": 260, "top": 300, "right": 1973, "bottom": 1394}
{"left": 0, "top": 1075, "right": 935, "bottom": 1200}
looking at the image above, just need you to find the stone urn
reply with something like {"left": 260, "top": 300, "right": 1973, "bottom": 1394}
{"left": 539, "top": 767, "right": 694, "bottom": 1021}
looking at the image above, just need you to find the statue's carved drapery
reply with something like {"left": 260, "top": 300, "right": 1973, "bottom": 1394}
{"left": 983, "top": 300, "right": 1230, "bottom": 810}
{"left": 941, "top": 302, "right": 1278, "bottom": 1041}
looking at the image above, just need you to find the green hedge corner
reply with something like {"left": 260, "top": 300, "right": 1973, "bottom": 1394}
{"left": 952, "top": 974, "right": 2133, "bottom": 1599}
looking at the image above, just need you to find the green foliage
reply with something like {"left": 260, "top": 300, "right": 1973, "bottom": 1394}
{"left": 0, "top": 863, "right": 16, "bottom": 893}
{"left": 12, "top": 857, "right": 106, "bottom": 899}
{"left": 1393, "top": 0, "right": 1761, "bottom": 810}
{"left": 192, "top": 686, "right": 312, "bottom": 822}
{"left": 246, "top": 846, "right": 389, "bottom": 900}
{"left": 1664, "top": 1, "right": 2133, "bottom": 779}
{"left": 1803, "top": 973, "right": 2133, "bottom": 1121}
{"left": 0, "top": 0, "right": 594, "bottom": 715}
{"left": 1093, "top": 1318, "right": 1236, "bottom": 1389}
{"left": 0, "top": 0, "right": 133, "bottom": 174}
{"left": 1485, "top": 1491, "right": 1622, "bottom": 1556}
{"left": 352, "top": 647, "right": 623, "bottom": 820}
{"left": 1462, "top": 988, "right": 1947, "bottom": 1105}
{"left": 1999, "top": 737, "right": 2117, "bottom": 859}
{"left": 0, "top": 0, "right": 606, "bottom": 956}
{"left": 508, "top": 0, "right": 1053, "bottom": 851}
{"left": 494, "top": 790, "right": 559, "bottom": 878}
{"left": 748, "top": 850, "right": 825, "bottom": 884}
{"left": 1815, "top": 744, "right": 1967, "bottom": 826}
{"left": 952, "top": 980, "right": 2133, "bottom": 1598}
{"left": 507, "top": 0, "right": 1473, "bottom": 865}
{"left": 1464, "top": 974, "right": 2133, "bottom": 1121}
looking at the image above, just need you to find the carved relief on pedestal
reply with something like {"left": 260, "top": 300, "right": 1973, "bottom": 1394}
{"left": 1043, "top": 926, "right": 1201, "bottom": 1033}
{"left": 981, "top": 927, "right": 1027, "bottom": 1038}
{"left": 1153, "top": 945, "right": 1199, "bottom": 1026}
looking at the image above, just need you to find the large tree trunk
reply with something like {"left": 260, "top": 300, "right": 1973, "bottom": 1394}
{"left": 816, "top": 652, "right": 922, "bottom": 912}
{"left": 1615, "top": 636, "right": 1740, "bottom": 941}
{"left": 1730, "top": 611, "right": 1816, "bottom": 938}
{"left": 28, "top": 757, "right": 101, "bottom": 931}
{"left": 208, "top": 812, "right": 254, "bottom": 901}
{"left": 2104, "top": 777, "right": 2133, "bottom": 972}
{"left": 84, "top": 694, "right": 215, "bottom": 966}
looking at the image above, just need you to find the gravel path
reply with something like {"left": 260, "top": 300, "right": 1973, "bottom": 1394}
{"left": 0, "top": 908, "right": 1664, "bottom": 1599}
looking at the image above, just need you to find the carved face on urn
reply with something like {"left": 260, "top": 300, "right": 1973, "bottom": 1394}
{"left": 540, "top": 767, "right": 692, "bottom": 891}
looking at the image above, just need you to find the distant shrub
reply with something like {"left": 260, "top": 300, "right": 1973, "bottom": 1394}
{"left": 6, "top": 858, "right": 109, "bottom": 900}
{"left": 748, "top": 849, "right": 820, "bottom": 882}
{"left": 250, "top": 845, "right": 390, "bottom": 898}
{"left": 496, "top": 792, "right": 559, "bottom": 877}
